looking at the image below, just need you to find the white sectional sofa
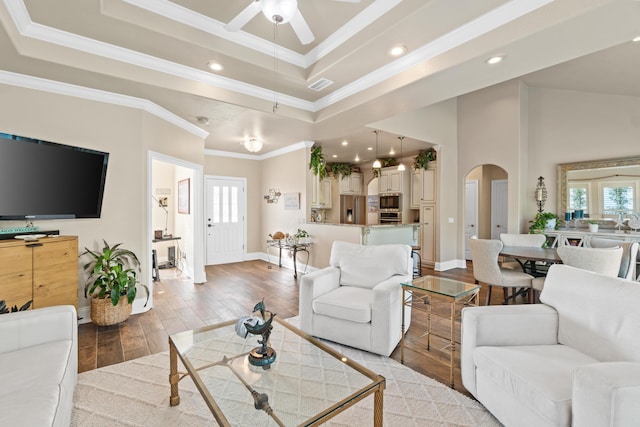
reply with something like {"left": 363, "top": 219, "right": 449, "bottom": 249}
{"left": 461, "top": 264, "right": 640, "bottom": 427}
{"left": 0, "top": 305, "right": 78, "bottom": 426}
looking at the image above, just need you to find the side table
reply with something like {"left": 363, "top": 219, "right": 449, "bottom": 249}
{"left": 401, "top": 275, "right": 480, "bottom": 388}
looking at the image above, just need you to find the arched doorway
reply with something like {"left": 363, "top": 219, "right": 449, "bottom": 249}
{"left": 464, "top": 164, "right": 508, "bottom": 259}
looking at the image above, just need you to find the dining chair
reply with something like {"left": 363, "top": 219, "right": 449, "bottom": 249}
{"left": 499, "top": 233, "right": 547, "bottom": 270}
{"left": 532, "top": 245, "right": 624, "bottom": 301}
{"left": 588, "top": 238, "right": 638, "bottom": 280}
{"left": 470, "top": 238, "right": 534, "bottom": 305}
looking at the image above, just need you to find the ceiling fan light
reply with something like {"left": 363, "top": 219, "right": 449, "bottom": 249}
{"left": 262, "top": 0, "right": 298, "bottom": 24}
{"left": 244, "top": 138, "right": 263, "bottom": 152}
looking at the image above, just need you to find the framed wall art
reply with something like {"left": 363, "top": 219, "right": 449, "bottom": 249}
{"left": 178, "top": 178, "right": 190, "bottom": 214}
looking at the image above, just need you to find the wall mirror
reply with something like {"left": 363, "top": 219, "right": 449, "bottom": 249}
{"left": 557, "top": 156, "right": 640, "bottom": 220}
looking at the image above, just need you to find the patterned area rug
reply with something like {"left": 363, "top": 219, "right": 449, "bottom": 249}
{"left": 72, "top": 320, "right": 500, "bottom": 426}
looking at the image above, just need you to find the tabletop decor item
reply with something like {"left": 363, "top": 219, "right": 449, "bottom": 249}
{"left": 0, "top": 299, "right": 32, "bottom": 314}
{"left": 238, "top": 299, "right": 277, "bottom": 369}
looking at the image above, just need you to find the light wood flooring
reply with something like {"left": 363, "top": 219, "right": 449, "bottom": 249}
{"left": 78, "top": 259, "right": 529, "bottom": 396}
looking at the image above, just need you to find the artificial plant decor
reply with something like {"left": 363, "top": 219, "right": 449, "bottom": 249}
{"left": 372, "top": 158, "right": 399, "bottom": 177}
{"left": 82, "top": 240, "right": 149, "bottom": 325}
{"left": 327, "top": 162, "right": 353, "bottom": 179}
{"left": 529, "top": 212, "right": 559, "bottom": 233}
{"left": 0, "top": 299, "right": 32, "bottom": 314}
{"left": 414, "top": 148, "right": 437, "bottom": 170}
{"left": 309, "top": 144, "right": 327, "bottom": 180}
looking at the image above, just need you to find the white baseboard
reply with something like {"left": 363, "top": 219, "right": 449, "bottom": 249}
{"left": 434, "top": 259, "right": 468, "bottom": 271}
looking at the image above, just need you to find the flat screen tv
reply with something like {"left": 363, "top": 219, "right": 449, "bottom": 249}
{"left": 0, "top": 132, "right": 109, "bottom": 220}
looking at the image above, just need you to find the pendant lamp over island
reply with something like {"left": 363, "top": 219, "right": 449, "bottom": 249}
{"left": 372, "top": 130, "right": 381, "bottom": 169}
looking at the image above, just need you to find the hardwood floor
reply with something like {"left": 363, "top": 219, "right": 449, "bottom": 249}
{"left": 78, "top": 259, "right": 529, "bottom": 396}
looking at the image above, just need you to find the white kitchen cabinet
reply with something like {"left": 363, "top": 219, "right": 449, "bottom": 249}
{"left": 411, "top": 163, "right": 437, "bottom": 208}
{"left": 311, "top": 176, "right": 333, "bottom": 209}
{"left": 378, "top": 167, "right": 403, "bottom": 193}
{"left": 421, "top": 204, "right": 436, "bottom": 265}
{"left": 339, "top": 172, "right": 363, "bottom": 195}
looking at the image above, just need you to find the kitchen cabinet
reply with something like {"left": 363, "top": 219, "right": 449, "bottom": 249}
{"left": 311, "top": 176, "right": 333, "bottom": 209}
{"left": 411, "top": 163, "right": 437, "bottom": 208}
{"left": 421, "top": 205, "right": 436, "bottom": 266}
{"left": 378, "top": 167, "right": 404, "bottom": 193}
{"left": 0, "top": 236, "right": 78, "bottom": 310}
{"left": 339, "top": 172, "right": 363, "bottom": 195}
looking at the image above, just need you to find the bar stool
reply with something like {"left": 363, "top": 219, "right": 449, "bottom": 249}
{"left": 411, "top": 245, "right": 422, "bottom": 278}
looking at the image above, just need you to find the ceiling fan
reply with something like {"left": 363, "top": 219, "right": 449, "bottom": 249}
{"left": 225, "top": 0, "right": 361, "bottom": 45}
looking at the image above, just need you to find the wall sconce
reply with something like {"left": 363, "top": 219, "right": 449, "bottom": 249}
{"left": 264, "top": 188, "right": 281, "bottom": 203}
{"left": 535, "top": 176, "right": 547, "bottom": 213}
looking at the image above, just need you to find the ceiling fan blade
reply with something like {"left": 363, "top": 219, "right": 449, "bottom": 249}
{"left": 290, "top": 10, "right": 315, "bottom": 45}
{"left": 224, "top": 1, "right": 262, "bottom": 32}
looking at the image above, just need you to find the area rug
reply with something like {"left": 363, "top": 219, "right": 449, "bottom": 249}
{"left": 72, "top": 319, "right": 500, "bottom": 426}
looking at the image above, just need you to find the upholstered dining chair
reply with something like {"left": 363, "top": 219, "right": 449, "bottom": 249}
{"left": 589, "top": 238, "right": 639, "bottom": 280}
{"left": 469, "top": 238, "right": 534, "bottom": 305}
{"left": 533, "top": 245, "right": 625, "bottom": 298}
{"left": 499, "top": 233, "right": 547, "bottom": 270}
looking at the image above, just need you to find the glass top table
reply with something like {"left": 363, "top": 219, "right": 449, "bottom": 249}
{"left": 401, "top": 276, "right": 480, "bottom": 388}
{"left": 169, "top": 316, "right": 385, "bottom": 426}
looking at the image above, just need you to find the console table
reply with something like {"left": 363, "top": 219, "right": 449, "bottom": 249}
{"left": 545, "top": 229, "right": 640, "bottom": 247}
{"left": 266, "top": 240, "right": 310, "bottom": 279}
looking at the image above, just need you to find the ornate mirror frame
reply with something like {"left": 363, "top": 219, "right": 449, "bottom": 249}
{"left": 557, "top": 156, "right": 640, "bottom": 214}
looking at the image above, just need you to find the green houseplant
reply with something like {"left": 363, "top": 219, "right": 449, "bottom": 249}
{"left": 414, "top": 148, "right": 437, "bottom": 170}
{"left": 309, "top": 144, "right": 327, "bottom": 180}
{"left": 326, "top": 162, "right": 353, "bottom": 180}
{"left": 0, "top": 299, "right": 32, "bottom": 314}
{"left": 82, "top": 240, "right": 149, "bottom": 326}
{"left": 529, "top": 212, "right": 559, "bottom": 233}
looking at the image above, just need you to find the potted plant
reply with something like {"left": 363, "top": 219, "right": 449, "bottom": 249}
{"left": 294, "top": 228, "right": 309, "bottom": 244}
{"left": 413, "top": 148, "right": 437, "bottom": 170}
{"left": 588, "top": 220, "right": 599, "bottom": 233}
{"left": 309, "top": 144, "right": 327, "bottom": 180}
{"left": 82, "top": 240, "right": 149, "bottom": 326}
{"left": 529, "top": 212, "right": 559, "bottom": 234}
{"left": 327, "top": 162, "right": 353, "bottom": 180}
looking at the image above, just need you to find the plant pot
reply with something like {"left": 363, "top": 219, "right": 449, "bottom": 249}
{"left": 589, "top": 223, "right": 599, "bottom": 233}
{"left": 90, "top": 295, "right": 132, "bottom": 326}
{"left": 545, "top": 218, "right": 556, "bottom": 230}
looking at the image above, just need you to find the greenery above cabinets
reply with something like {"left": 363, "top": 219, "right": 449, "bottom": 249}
{"left": 309, "top": 144, "right": 327, "bottom": 180}
{"left": 414, "top": 148, "right": 437, "bottom": 170}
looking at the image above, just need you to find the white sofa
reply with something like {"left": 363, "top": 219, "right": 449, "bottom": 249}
{"left": 0, "top": 305, "right": 78, "bottom": 426}
{"left": 461, "top": 264, "right": 640, "bottom": 427}
{"left": 299, "top": 241, "right": 412, "bottom": 357}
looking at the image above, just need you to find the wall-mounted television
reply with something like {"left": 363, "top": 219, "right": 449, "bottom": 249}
{"left": 0, "top": 132, "right": 109, "bottom": 220}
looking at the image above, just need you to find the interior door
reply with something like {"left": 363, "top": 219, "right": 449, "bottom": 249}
{"left": 491, "top": 179, "right": 508, "bottom": 239}
{"left": 205, "top": 177, "right": 245, "bottom": 265}
{"left": 465, "top": 180, "right": 478, "bottom": 259}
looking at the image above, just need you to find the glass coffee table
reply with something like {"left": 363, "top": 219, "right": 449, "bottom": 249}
{"left": 169, "top": 316, "right": 385, "bottom": 426}
{"left": 401, "top": 275, "right": 480, "bottom": 388}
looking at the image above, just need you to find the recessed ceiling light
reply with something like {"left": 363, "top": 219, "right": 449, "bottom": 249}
{"left": 354, "top": 155, "right": 360, "bottom": 162}
{"left": 367, "top": 147, "right": 373, "bottom": 151}
{"left": 341, "top": 140, "right": 348, "bottom": 146}
{"left": 486, "top": 55, "right": 504, "bottom": 65}
{"left": 389, "top": 149, "right": 395, "bottom": 155}
{"left": 332, "top": 154, "right": 338, "bottom": 158}
{"left": 388, "top": 44, "right": 407, "bottom": 57}
{"left": 633, "top": 36, "right": 640, "bottom": 43}
{"left": 207, "top": 61, "right": 223, "bottom": 72}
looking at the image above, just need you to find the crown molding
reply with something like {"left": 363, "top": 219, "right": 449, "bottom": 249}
{"left": 0, "top": 70, "right": 209, "bottom": 139}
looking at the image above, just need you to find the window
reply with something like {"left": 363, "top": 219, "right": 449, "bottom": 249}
{"left": 603, "top": 185, "right": 634, "bottom": 212}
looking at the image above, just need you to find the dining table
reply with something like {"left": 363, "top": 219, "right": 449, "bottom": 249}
{"left": 500, "top": 245, "right": 562, "bottom": 277}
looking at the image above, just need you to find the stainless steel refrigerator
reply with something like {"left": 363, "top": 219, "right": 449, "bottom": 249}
{"left": 340, "top": 195, "right": 366, "bottom": 224}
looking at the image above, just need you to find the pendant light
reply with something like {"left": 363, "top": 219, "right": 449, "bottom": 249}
{"left": 372, "top": 130, "right": 381, "bottom": 169}
{"left": 397, "top": 136, "right": 406, "bottom": 171}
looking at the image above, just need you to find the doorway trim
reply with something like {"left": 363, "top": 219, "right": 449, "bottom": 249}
{"left": 147, "top": 151, "right": 205, "bottom": 297}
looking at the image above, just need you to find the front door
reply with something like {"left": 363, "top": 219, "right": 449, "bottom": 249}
{"left": 205, "top": 177, "right": 246, "bottom": 265}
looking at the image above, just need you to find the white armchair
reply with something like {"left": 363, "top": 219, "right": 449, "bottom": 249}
{"left": 299, "top": 241, "right": 412, "bottom": 357}
{"left": 461, "top": 264, "right": 640, "bottom": 427}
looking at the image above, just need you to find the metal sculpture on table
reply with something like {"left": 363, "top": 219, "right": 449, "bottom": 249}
{"left": 237, "top": 299, "right": 277, "bottom": 368}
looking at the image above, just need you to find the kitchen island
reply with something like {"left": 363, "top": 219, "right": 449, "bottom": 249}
{"left": 298, "top": 223, "right": 420, "bottom": 269}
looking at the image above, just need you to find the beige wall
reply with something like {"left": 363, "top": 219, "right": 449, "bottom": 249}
{"left": 0, "top": 84, "right": 205, "bottom": 316}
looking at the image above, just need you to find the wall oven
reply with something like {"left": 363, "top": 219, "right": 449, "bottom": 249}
{"left": 379, "top": 212, "right": 402, "bottom": 224}
{"left": 379, "top": 193, "right": 401, "bottom": 211}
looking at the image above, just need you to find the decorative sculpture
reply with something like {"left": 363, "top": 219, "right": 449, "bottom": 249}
{"left": 237, "top": 299, "right": 277, "bottom": 368}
